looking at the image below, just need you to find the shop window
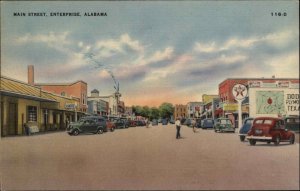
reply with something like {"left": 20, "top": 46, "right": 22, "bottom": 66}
{"left": 27, "top": 106, "right": 37, "bottom": 122}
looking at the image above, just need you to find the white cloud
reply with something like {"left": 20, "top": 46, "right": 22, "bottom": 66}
{"left": 146, "top": 47, "right": 174, "bottom": 64}
{"left": 194, "top": 42, "right": 218, "bottom": 53}
{"left": 94, "top": 33, "right": 144, "bottom": 58}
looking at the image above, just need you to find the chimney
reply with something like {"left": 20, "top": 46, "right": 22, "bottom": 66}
{"left": 28, "top": 65, "right": 34, "bottom": 85}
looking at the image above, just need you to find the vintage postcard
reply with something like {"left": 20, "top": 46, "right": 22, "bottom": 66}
{"left": 1, "top": 1, "right": 299, "bottom": 190}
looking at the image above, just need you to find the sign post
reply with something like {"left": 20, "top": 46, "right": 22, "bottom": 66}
{"left": 232, "top": 84, "right": 248, "bottom": 132}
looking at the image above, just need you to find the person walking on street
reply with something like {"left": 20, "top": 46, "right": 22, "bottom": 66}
{"left": 175, "top": 118, "right": 181, "bottom": 139}
{"left": 146, "top": 118, "right": 150, "bottom": 128}
{"left": 191, "top": 118, "right": 196, "bottom": 133}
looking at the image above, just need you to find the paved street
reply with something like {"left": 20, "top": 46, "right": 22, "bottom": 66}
{"left": 1, "top": 124, "right": 299, "bottom": 190}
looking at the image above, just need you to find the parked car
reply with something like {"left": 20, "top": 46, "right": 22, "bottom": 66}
{"left": 128, "top": 119, "right": 137, "bottom": 127}
{"left": 284, "top": 116, "right": 299, "bottom": 133}
{"left": 113, "top": 118, "right": 129, "bottom": 129}
{"left": 201, "top": 118, "right": 214, "bottom": 129}
{"left": 183, "top": 118, "right": 192, "bottom": 126}
{"left": 136, "top": 120, "right": 146, "bottom": 126}
{"left": 214, "top": 118, "right": 235, "bottom": 133}
{"left": 106, "top": 120, "right": 116, "bottom": 132}
{"left": 158, "top": 118, "right": 162, "bottom": 123}
{"left": 152, "top": 119, "right": 158, "bottom": 126}
{"left": 169, "top": 119, "right": 175, "bottom": 124}
{"left": 67, "top": 116, "right": 106, "bottom": 136}
{"left": 195, "top": 119, "right": 202, "bottom": 128}
{"left": 246, "top": 117, "right": 295, "bottom": 146}
{"left": 162, "top": 118, "right": 168, "bottom": 125}
{"left": 239, "top": 118, "right": 254, "bottom": 141}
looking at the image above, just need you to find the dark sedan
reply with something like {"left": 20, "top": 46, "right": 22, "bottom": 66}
{"left": 67, "top": 116, "right": 106, "bottom": 136}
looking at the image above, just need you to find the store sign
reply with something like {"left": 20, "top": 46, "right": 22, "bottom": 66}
{"left": 248, "top": 81, "right": 262, "bottom": 88}
{"left": 223, "top": 103, "right": 238, "bottom": 111}
{"left": 65, "top": 103, "right": 76, "bottom": 110}
{"left": 277, "top": 81, "right": 290, "bottom": 88}
{"left": 285, "top": 93, "right": 299, "bottom": 113}
{"left": 232, "top": 84, "right": 248, "bottom": 100}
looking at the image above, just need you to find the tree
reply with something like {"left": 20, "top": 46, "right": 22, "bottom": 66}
{"left": 159, "top": 102, "right": 174, "bottom": 119}
{"left": 150, "top": 107, "right": 160, "bottom": 120}
{"left": 142, "top": 106, "right": 150, "bottom": 118}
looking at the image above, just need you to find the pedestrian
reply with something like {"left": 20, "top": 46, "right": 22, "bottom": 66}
{"left": 191, "top": 118, "right": 196, "bottom": 133}
{"left": 146, "top": 118, "right": 150, "bottom": 128}
{"left": 175, "top": 118, "right": 181, "bottom": 139}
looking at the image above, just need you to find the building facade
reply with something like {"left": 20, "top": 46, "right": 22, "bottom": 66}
{"left": 87, "top": 89, "right": 122, "bottom": 116}
{"left": 28, "top": 65, "right": 88, "bottom": 113}
{"left": 174, "top": 104, "right": 187, "bottom": 119}
{"left": 1, "top": 76, "right": 82, "bottom": 137}
{"left": 87, "top": 89, "right": 109, "bottom": 115}
{"left": 186, "top": 102, "right": 203, "bottom": 118}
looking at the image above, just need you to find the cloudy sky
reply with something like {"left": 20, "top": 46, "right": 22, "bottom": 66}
{"left": 1, "top": 1, "right": 299, "bottom": 107}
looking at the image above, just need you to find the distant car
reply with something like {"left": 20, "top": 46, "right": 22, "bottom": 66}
{"left": 169, "top": 119, "right": 175, "bottom": 124}
{"left": 113, "top": 118, "right": 129, "bottom": 129}
{"left": 195, "top": 119, "right": 202, "bottom": 128}
{"left": 67, "top": 116, "right": 106, "bottom": 136}
{"left": 246, "top": 117, "right": 295, "bottom": 146}
{"left": 183, "top": 118, "right": 192, "bottom": 126}
{"left": 202, "top": 118, "right": 214, "bottom": 129}
{"left": 129, "top": 119, "right": 137, "bottom": 127}
{"left": 162, "top": 118, "right": 168, "bottom": 125}
{"left": 106, "top": 120, "right": 116, "bottom": 132}
{"left": 152, "top": 119, "right": 158, "bottom": 126}
{"left": 136, "top": 120, "right": 146, "bottom": 126}
{"left": 214, "top": 118, "right": 235, "bottom": 133}
{"left": 239, "top": 118, "right": 254, "bottom": 141}
{"left": 284, "top": 116, "right": 299, "bottom": 133}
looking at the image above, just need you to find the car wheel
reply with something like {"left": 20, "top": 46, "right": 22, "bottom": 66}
{"left": 73, "top": 129, "right": 79, "bottom": 136}
{"left": 267, "top": 141, "right": 271, "bottom": 144}
{"left": 249, "top": 139, "right": 256, "bottom": 146}
{"left": 240, "top": 136, "right": 245, "bottom": 142}
{"left": 289, "top": 135, "right": 295, "bottom": 144}
{"left": 97, "top": 128, "right": 103, "bottom": 134}
{"left": 274, "top": 135, "right": 280, "bottom": 146}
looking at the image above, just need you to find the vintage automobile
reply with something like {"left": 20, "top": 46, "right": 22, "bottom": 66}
{"left": 136, "top": 120, "right": 146, "bottom": 126}
{"left": 113, "top": 118, "right": 129, "bottom": 129}
{"left": 239, "top": 118, "right": 254, "bottom": 141}
{"left": 152, "top": 119, "right": 158, "bottom": 126}
{"left": 284, "top": 116, "right": 299, "bottom": 133}
{"left": 162, "top": 118, "right": 168, "bottom": 125}
{"left": 201, "top": 118, "right": 214, "bottom": 129}
{"left": 67, "top": 116, "right": 106, "bottom": 136}
{"left": 246, "top": 117, "right": 295, "bottom": 146}
{"left": 214, "top": 118, "right": 235, "bottom": 133}
{"left": 106, "top": 120, "right": 116, "bottom": 132}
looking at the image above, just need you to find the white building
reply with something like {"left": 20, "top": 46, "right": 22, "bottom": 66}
{"left": 186, "top": 102, "right": 203, "bottom": 118}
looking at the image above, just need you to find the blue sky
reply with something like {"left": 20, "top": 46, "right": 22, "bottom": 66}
{"left": 1, "top": 1, "right": 299, "bottom": 106}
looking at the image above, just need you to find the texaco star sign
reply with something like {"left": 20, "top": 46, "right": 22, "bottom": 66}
{"left": 232, "top": 84, "right": 248, "bottom": 100}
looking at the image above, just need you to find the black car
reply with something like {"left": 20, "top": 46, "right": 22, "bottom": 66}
{"left": 113, "top": 118, "right": 129, "bottom": 129}
{"left": 67, "top": 116, "right": 107, "bottom": 136}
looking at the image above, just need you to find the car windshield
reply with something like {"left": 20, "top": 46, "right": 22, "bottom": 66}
{"left": 220, "top": 119, "right": 231, "bottom": 124}
{"left": 255, "top": 119, "right": 264, "bottom": 124}
{"left": 206, "top": 120, "right": 212, "bottom": 123}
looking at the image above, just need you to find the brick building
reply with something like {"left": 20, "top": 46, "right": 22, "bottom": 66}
{"left": 174, "top": 104, "right": 187, "bottom": 119}
{"left": 28, "top": 65, "right": 88, "bottom": 113}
